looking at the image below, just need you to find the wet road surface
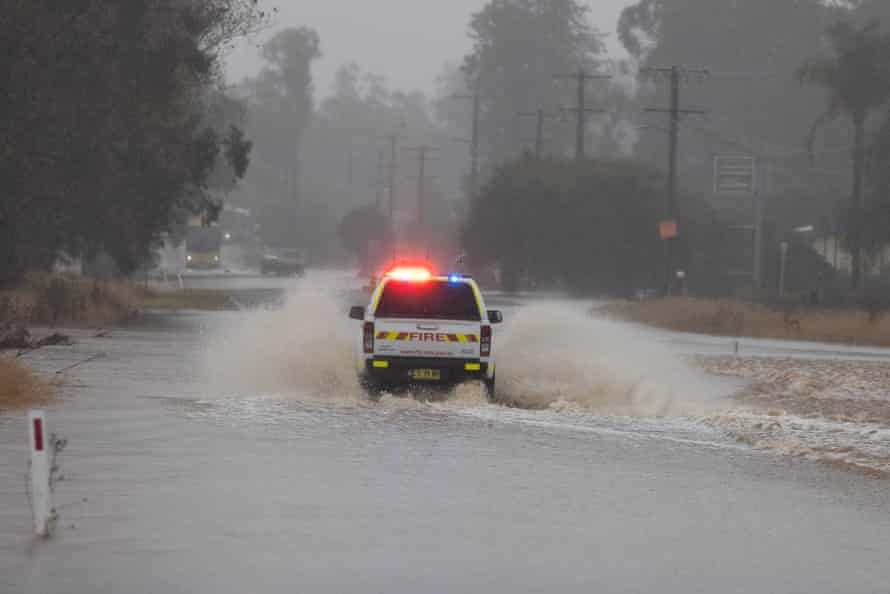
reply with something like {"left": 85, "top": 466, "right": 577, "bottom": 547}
{"left": 2, "top": 276, "right": 890, "bottom": 593}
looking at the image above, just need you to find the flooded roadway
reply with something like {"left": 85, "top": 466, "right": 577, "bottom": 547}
{"left": 2, "top": 273, "right": 890, "bottom": 593}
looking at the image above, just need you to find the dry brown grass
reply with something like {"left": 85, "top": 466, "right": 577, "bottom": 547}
{"left": 0, "top": 274, "right": 238, "bottom": 326}
{"left": 0, "top": 273, "right": 141, "bottom": 325}
{"left": 604, "top": 297, "right": 890, "bottom": 347}
{"left": 0, "top": 358, "right": 53, "bottom": 411}
{"left": 138, "top": 288, "right": 236, "bottom": 311}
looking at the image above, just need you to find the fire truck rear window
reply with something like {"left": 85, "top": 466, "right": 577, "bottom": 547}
{"left": 375, "top": 280, "right": 481, "bottom": 321}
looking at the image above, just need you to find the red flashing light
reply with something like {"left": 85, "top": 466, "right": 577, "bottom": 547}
{"left": 385, "top": 266, "right": 432, "bottom": 282}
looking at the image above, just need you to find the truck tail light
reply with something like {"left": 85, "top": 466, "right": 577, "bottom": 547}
{"left": 363, "top": 322, "right": 375, "bottom": 354}
{"left": 480, "top": 325, "right": 492, "bottom": 357}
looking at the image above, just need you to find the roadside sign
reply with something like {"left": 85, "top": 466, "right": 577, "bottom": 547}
{"left": 659, "top": 220, "right": 678, "bottom": 240}
{"left": 714, "top": 156, "right": 756, "bottom": 196}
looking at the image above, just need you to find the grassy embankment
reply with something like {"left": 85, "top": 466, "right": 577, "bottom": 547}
{"left": 0, "top": 273, "right": 236, "bottom": 326}
{"left": 0, "top": 358, "right": 53, "bottom": 411}
{"left": 604, "top": 297, "right": 890, "bottom": 347}
{"left": 0, "top": 274, "right": 235, "bottom": 412}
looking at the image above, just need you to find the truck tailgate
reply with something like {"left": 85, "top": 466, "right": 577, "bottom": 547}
{"left": 374, "top": 319, "right": 481, "bottom": 359}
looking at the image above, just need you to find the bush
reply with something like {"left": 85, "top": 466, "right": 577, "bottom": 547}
{"left": 464, "top": 156, "right": 746, "bottom": 296}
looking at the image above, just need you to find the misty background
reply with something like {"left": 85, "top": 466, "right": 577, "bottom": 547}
{"left": 225, "top": 1, "right": 631, "bottom": 93}
{"left": 4, "top": 0, "right": 890, "bottom": 301}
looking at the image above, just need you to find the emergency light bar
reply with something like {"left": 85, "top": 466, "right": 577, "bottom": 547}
{"left": 385, "top": 266, "right": 432, "bottom": 282}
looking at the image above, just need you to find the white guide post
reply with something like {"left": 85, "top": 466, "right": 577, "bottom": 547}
{"left": 27, "top": 410, "right": 53, "bottom": 537}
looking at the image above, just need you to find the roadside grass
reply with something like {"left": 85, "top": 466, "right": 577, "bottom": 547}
{"left": 0, "top": 358, "right": 53, "bottom": 412}
{"left": 0, "top": 273, "right": 140, "bottom": 325}
{"left": 603, "top": 297, "right": 890, "bottom": 347}
{"left": 137, "top": 288, "right": 236, "bottom": 311}
{"left": 0, "top": 273, "right": 237, "bottom": 326}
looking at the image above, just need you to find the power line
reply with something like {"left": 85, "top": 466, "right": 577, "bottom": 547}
{"left": 516, "top": 109, "right": 561, "bottom": 158}
{"left": 400, "top": 146, "right": 439, "bottom": 228}
{"left": 380, "top": 132, "right": 401, "bottom": 227}
{"left": 553, "top": 69, "right": 612, "bottom": 160}
{"left": 452, "top": 93, "right": 481, "bottom": 200}
{"left": 375, "top": 148, "right": 385, "bottom": 211}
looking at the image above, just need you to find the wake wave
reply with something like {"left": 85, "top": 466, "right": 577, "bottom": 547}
{"left": 492, "top": 302, "right": 726, "bottom": 415}
{"left": 200, "top": 272, "right": 363, "bottom": 402}
{"left": 201, "top": 278, "right": 722, "bottom": 418}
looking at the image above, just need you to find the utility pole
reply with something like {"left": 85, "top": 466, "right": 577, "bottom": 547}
{"left": 752, "top": 161, "right": 769, "bottom": 289}
{"left": 517, "top": 109, "right": 559, "bottom": 158}
{"left": 453, "top": 92, "right": 481, "bottom": 199}
{"left": 384, "top": 134, "right": 399, "bottom": 224}
{"left": 401, "top": 146, "right": 439, "bottom": 228}
{"left": 643, "top": 65, "right": 708, "bottom": 296}
{"left": 554, "top": 69, "right": 611, "bottom": 160}
{"left": 375, "top": 148, "right": 385, "bottom": 211}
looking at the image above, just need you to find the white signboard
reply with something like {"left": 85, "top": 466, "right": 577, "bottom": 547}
{"left": 714, "top": 156, "right": 756, "bottom": 196}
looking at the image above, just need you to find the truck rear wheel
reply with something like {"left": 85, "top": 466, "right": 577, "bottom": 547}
{"left": 360, "top": 376, "right": 383, "bottom": 402}
{"left": 484, "top": 375, "right": 496, "bottom": 402}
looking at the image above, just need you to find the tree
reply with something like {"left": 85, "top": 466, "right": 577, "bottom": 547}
{"left": 618, "top": 0, "right": 838, "bottom": 176}
{"left": 0, "top": 0, "right": 263, "bottom": 284}
{"left": 461, "top": 0, "right": 608, "bottom": 168}
{"left": 861, "top": 106, "right": 890, "bottom": 253}
{"left": 465, "top": 152, "right": 786, "bottom": 295}
{"left": 243, "top": 61, "right": 461, "bottom": 263}
{"left": 800, "top": 21, "right": 890, "bottom": 288}
{"left": 465, "top": 156, "right": 663, "bottom": 294}
{"left": 339, "top": 205, "right": 393, "bottom": 274}
{"left": 241, "top": 27, "right": 321, "bottom": 249}
{"left": 255, "top": 27, "right": 320, "bottom": 144}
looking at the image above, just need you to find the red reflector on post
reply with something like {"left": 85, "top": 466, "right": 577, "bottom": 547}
{"left": 33, "top": 418, "right": 44, "bottom": 452}
{"left": 480, "top": 325, "right": 492, "bottom": 357}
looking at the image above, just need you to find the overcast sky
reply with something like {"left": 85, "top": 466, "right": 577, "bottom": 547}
{"left": 225, "top": 0, "right": 632, "bottom": 97}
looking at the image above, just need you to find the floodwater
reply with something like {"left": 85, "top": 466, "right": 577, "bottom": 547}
{"left": 2, "top": 271, "right": 890, "bottom": 594}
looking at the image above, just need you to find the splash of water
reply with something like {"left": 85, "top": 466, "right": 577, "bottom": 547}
{"left": 202, "top": 277, "right": 722, "bottom": 416}
{"left": 201, "top": 272, "right": 363, "bottom": 402}
{"left": 493, "top": 302, "right": 725, "bottom": 416}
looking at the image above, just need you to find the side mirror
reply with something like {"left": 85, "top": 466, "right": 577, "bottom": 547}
{"left": 488, "top": 310, "right": 503, "bottom": 324}
{"left": 349, "top": 306, "right": 365, "bottom": 320}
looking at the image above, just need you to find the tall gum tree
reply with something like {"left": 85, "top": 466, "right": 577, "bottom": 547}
{"left": 799, "top": 21, "right": 890, "bottom": 288}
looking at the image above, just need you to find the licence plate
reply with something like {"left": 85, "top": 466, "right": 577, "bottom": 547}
{"left": 410, "top": 369, "right": 441, "bottom": 381}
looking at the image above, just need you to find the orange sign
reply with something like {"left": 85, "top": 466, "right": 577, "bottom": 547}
{"left": 659, "top": 220, "right": 678, "bottom": 240}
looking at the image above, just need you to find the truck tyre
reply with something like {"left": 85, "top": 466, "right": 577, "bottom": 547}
{"left": 484, "top": 375, "right": 496, "bottom": 403}
{"left": 360, "top": 376, "right": 383, "bottom": 402}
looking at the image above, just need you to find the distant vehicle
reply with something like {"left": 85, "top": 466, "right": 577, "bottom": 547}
{"left": 261, "top": 248, "right": 305, "bottom": 277}
{"left": 349, "top": 265, "right": 503, "bottom": 400}
{"left": 185, "top": 225, "right": 222, "bottom": 270}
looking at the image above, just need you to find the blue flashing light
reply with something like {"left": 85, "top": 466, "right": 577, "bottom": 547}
{"left": 448, "top": 274, "right": 462, "bottom": 283}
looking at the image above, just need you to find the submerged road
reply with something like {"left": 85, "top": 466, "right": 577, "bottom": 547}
{"left": 1, "top": 274, "right": 889, "bottom": 594}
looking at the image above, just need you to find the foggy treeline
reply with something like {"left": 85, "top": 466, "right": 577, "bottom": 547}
{"left": 0, "top": 1, "right": 261, "bottom": 285}
{"left": 234, "top": 0, "right": 890, "bottom": 296}
{"left": 3, "top": 0, "right": 890, "bottom": 298}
